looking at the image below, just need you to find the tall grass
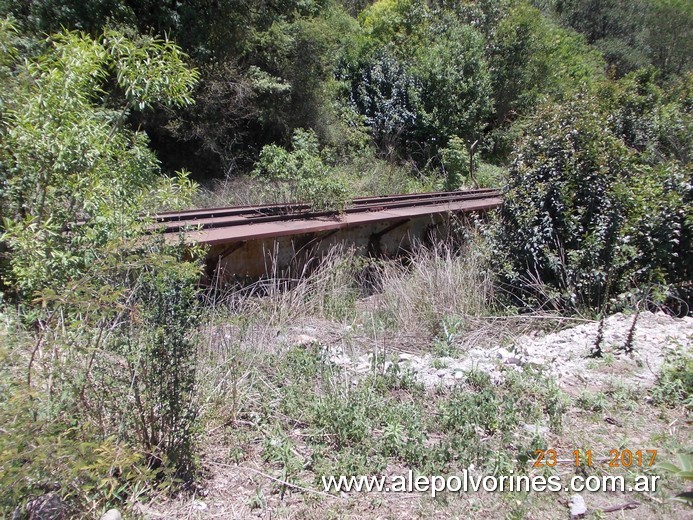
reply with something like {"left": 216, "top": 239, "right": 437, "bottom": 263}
{"left": 367, "top": 240, "right": 494, "bottom": 336}
{"left": 195, "top": 237, "right": 496, "bottom": 429}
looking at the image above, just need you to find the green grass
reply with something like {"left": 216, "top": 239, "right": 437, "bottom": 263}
{"left": 217, "top": 342, "right": 569, "bottom": 488}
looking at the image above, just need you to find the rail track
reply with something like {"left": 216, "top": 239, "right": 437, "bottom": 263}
{"left": 155, "top": 188, "right": 501, "bottom": 239}
{"left": 155, "top": 189, "right": 502, "bottom": 279}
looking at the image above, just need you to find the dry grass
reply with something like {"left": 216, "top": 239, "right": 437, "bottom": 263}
{"left": 142, "top": 242, "right": 692, "bottom": 520}
{"left": 366, "top": 241, "right": 494, "bottom": 337}
{"left": 189, "top": 159, "right": 441, "bottom": 210}
{"left": 192, "top": 176, "right": 266, "bottom": 208}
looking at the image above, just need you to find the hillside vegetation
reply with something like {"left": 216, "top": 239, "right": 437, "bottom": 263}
{"left": 0, "top": 1, "right": 690, "bottom": 518}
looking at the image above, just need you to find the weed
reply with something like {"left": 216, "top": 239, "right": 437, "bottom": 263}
{"left": 651, "top": 350, "right": 693, "bottom": 410}
{"left": 248, "top": 488, "right": 266, "bottom": 510}
{"left": 431, "top": 358, "right": 448, "bottom": 370}
{"left": 577, "top": 391, "right": 608, "bottom": 412}
{"left": 365, "top": 242, "right": 493, "bottom": 336}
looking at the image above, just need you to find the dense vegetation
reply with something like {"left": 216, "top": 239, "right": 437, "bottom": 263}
{"left": 0, "top": 0, "right": 690, "bottom": 517}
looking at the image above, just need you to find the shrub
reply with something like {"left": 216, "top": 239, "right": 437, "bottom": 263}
{"left": 440, "top": 136, "right": 480, "bottom": 189}
{"left": 0, "top": 23, "right": 204, "bottom": 510}
{"left": 495, "top": 95, "right": 691, "bottom": 311}
{"left": 651, "top": 350, "right": 693, "bottom": 410}
{"left": 0, "top": 24, "right": 198, "bottom": 298}
{"left": 349, "top": 46, "right": 421, "bottom": 156}
{"left": 125, "top": 259, "right": 202, "bottom": 478}
{"left": 252, "top": 128, "right": 352, "bottom": 209}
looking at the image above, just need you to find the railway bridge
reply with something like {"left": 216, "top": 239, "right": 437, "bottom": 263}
{"left": 155, "top": 189, "right": 502, "bottom": 282}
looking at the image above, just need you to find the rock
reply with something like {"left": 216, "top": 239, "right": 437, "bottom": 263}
{"left": 496, "top": 347, "right": 512, "bottom": 360}
{"left": 354, "top": 363, "right": 370, "bottom": 373}
{"left": 101, "top": 509, "right": 122, "bottom": 520}
{"left": 192, "top": 500, "right": 207, "bottom": 511}
{"left": 569, "top": 495, "right": 587, "bottom": 519}
{"left": 294, "top": 334, "right": 317, "bottom": 346}
{"left": 330, "top": 354, "right": 351, "bottom": 366}
{"left": 522, "top": 423, "right": 549, "bottom": 435}
{"left": 310, "top": 311, "right": 692, "bottom": 391}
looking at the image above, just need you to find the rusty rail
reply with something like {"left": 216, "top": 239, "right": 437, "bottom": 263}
{"left": 155, "top": 189, "right": 502, "bottom": 279}
{"left": 156, "top": 189, "right": 501, "bottom": 241}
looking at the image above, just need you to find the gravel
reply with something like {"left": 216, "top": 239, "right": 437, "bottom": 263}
{"left": 324, "top": 311, "right": 693, "bottom": 390}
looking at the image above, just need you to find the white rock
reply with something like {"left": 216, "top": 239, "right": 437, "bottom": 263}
{"left": 496, "top": 347, "right": 512, "bottom": 360}
{"left": 192, "top": 500, "right": 207, "bottom": 511}
{"left": 294, "top": 334, "right": 317, "bottom": 346}
{"left": 101, "top": 510, "right": 122, "bottom": 520}
{"left": 569, "top": 495, "right": 587, "bottom": 518}
{"left": 522, "top": 423, "right": 549, "bottom": 435}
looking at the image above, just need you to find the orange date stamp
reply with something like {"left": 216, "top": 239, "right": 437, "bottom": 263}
{"left": 533, "top": 449, "right": 657, "bottom": 468}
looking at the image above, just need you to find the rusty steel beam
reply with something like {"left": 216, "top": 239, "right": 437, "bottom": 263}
{"left": 173, "top": 197, "right": 500, "bottom": 246}
{"left": 158, "top": 190, "right": 502, "bottom": 280}
{"left": 157, "top": 190, "right": 501, "bottom": 242}
{"left": 155, "top": 188, "right": 498, "bottom": 223}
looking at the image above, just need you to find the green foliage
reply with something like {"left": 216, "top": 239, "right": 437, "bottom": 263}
{"left": 252, "top": 129, "right": 352, "bottom": 209}
{"left": 440, "top": 136, "right": 476, "bottom": 190}
{"left": 412, "top": 22, "right": 493, "bottom": 150}
{"left": 495, "top": 91, "right": 691, "bottom": 310}
{"left": 349, "top": 0, "right": 606, "bottom": 167}
{"left": 496, "top": 98, "right": 631, "bottom": 309}
{"left": 542, "top": 0, "right": 691, "bottom": 78}
{"left": 0, "top": 23, "right": 198, "bottom": 297}
{"left": 348, "top": 4, "right": 495, "bottom": 165}
{"left": 0, "top": 20, "right": 204, "bottom": 512}
{"left": 125, "top": 261, "right": 202, "bottom": 478}
{"left": 489, "top": 2, "right": 604, "bottom": 128}
{"left": 4, "top": 0, "right": 687, "bottom": 181}
{"left": 604, "top": 69, "right": 693, "bottom": 164}
{"left": 349, "top": 46, "right": 421, "bottom": 155}
{"left": 0, "top": 311, "right": 160, "bottom": 516}
{"left": 0, "top": 412, "right": 155, "bottom": 517}
{"left": 651, "top": 350, "right": 693, "bottom": 410}
{"left": 646, "top": 0, "right": 692, "bottom": 78}
{"left": 243, "top": 341, "right": 567, "bottom": 485}
{"left": 359, "top": 0, "right": 429, "bottom": 47}
{"left": 104, "top": 30, "right": 198, "bottom": 110}
{"left": 657, "top": 453, "right": 693, "bottom": 505}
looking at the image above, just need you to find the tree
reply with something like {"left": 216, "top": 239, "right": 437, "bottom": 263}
{"left": 412, "top": 22, "right": 493, "bottom": 152}
{"left": 0, "top": 25, "right": 198, "bottom": 296}
{"left": 349, "top": 47, "right": 421, "bottom": 156}
{"left": 541, "top": 0, "right": 691, "bottom": 78}
{"left": 645, "top": 0, "right": 692, "bottom": 77}
{"left": 349, "top": 4, "right": 493, "bottom": 164}
{"left": 0, "top": 20, "right": 205, "bottom": 483}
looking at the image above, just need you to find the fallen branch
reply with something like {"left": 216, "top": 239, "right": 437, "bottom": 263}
{"left": 206, "top": 460, "right": 337, "bottom": 499}
{"left": 601, "top": 501, "right": 640, "bottom": 513}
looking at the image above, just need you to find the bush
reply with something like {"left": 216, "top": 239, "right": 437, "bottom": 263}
{"left": 125, "top": 259, "right": 202, "bottom": 478}
{"left": 651, "top": 350, "right": 693, "bottom": 410}
{"left": 495, "top": 95, "right": 691, "bottom": 311}
{"left": 252, "top": 128, "right": 352, "bottom": 209}
{"left": 0, "top": 24, "right": 204, "bottom": 512}
{"left": 0, "top": 24, "right": 198, "bottom": 298}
